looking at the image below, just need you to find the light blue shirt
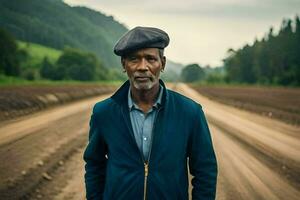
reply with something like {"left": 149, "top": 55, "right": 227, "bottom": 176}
{"left": 128, "top": 85, "right": 163, "bottom": 161}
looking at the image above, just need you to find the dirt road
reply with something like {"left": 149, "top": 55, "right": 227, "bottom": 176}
{"left": 0, "top": 84, "right": 299, "bottom": 200}
{"left": 0, "top": 95, "right": 111, "bottom": 200}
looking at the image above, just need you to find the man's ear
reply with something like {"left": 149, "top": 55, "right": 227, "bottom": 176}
{"left": 121, "top": 57, "right": 125, "bottom": 67}
{"left": 121, "top": 57, "right": 126, "bottom": 72}
{"left": 161, "top": 56, "right": 166, "bottom": 71}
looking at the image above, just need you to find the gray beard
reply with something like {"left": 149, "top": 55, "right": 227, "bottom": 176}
{"left": 132, "top": 79, "right": 155, "bottom": 90}
{"left": 130, "top": 72, "right": 159, "bottom": 90}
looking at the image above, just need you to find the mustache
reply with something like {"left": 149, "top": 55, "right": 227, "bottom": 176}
{"left": 133, "top": 72, "right": 154, "bottom": 79}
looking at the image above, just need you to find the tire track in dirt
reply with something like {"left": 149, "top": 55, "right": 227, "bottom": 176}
{"left": 212, "top": 125, "right": 299, "bottom": 200}
{"left": 0, "top": 95, "right": 110, "bottom": 147}
{"left": 175, "top": 83, "right": 300, "bottom": 200}
{"left": 0, "top": 94, "right": 110, "bottom": 199}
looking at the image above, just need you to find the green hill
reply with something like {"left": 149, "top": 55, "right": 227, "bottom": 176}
{"left": 18, "top": 40, "right": 62, "bottom": 68}
{"left": 0, "top": 0, "right": 128, "bottom": 68}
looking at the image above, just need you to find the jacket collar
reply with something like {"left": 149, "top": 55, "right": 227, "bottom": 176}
{"left": 111, "top": 79, "right": 168, "bottom": 108}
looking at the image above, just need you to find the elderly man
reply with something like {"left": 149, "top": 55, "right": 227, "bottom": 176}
{"left": 84, "top": 26, "right": 218, "bottom": 200}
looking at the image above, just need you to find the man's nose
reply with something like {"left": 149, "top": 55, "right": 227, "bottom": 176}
{"left": 137, "top": 58, "right": 149, "bottom": 71}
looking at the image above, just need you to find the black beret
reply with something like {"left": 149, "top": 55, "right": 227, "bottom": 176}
{"left": 113, "top": 26, "right": 170, "bottom": 56}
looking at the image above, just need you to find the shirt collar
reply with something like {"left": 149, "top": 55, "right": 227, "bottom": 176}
{"left": 128, "top": 84, "right": 163, "bottom": 111}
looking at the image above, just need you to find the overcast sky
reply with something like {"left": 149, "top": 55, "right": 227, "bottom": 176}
{"left": 64, "top": 0, "right": 299, "bottom": 67}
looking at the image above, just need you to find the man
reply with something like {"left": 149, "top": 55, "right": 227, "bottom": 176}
{"left": 84, "top": 26, "right": 218, "bottom": 200}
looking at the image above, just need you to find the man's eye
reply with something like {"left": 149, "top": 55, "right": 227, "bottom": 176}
{"left": 147, "top": 57, "right": 157, "bottom": 62}
{"left": 129, "top": 57, "right": 138, "bottom": 62}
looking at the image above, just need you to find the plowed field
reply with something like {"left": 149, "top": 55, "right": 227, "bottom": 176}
{"left": 0, "top": 84, "right": 117, "bottom": 122}
{"left": 0, "top": 83, "right": 299, "bottom": 199}
{"left": 191, "top": 85, "right": 300, "bottom": 126}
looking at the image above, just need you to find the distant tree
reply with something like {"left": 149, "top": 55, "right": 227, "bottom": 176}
{"left": 21, "top": 68, "right": 37, "bottom": 81}
{"left": 40, "top": 57, "right": 59, "bottom": 80}
{"left": 294, "top": 15, "right": 300, "bottom": 85}
{"left": 206, "top": 73, "right": 226, "bottom": 84}
{"left": 181, "top": 64, "right": 205, "bottom": 82}
{"left": 56, "top": 48, "right": 107, "bottom": 81}
{"left": 203, "top": 66, "right": 226, "bottom": 84}
{"left": 0, "top": 28, "right": 24, "bottom": 76}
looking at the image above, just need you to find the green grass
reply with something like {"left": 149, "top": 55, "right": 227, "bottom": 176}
{"left": 18, "top": 41, "right": 62, "bottom": 68}
{"left": 0, "top": 41, "right": 125, "bottom": 86}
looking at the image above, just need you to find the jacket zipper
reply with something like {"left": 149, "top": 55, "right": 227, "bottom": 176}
{"left": 143, "top": 107, "right": 162, "bottom": 200}
{"left": 143, "top": 162, "right": 149, "bottom": 200}
{"left": 122, "top": 105, "right": 162, "bottom": 200}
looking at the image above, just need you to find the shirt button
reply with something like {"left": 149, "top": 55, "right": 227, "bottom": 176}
{"left": 143, "top": 137, "right": 147, "bottom": 141}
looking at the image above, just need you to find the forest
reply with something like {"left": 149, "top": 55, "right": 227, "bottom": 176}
{"left": 223, "top": 16, "right": 300, "bottom": 86}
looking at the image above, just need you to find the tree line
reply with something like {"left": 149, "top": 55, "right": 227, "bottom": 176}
{"left": 224, "top": 15, "right": 300, "bottom": 86}
{"left": 180, "top": 63, "right": 225, "bottom": 84}
{"left": 40, "top": 48, "right": 108, "bottom": 81}
{"left": 180, "top": 15, "right": 300, "bottom": 86}
{"left": 0, "top": 28, "right": 126, "bottom": 81}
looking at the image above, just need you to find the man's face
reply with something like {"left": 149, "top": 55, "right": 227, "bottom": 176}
{"left": 122, "top": 48, "right": 166, "bottom": 91}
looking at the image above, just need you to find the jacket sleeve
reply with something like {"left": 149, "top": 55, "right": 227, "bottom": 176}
{"left": 83, "top": 108, "right": 108, "bottom": 200}
{"left": 188, "top": 105, "right": 218, "bottom": 200}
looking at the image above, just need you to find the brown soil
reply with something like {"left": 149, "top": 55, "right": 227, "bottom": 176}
{"left": 176, "top": 83, "right": 300, "bottom": 200}
{"left": 190, "top": 85, "right": 300, "bottom": 126}
{"left": 0, "top": 84, "right": 117, "bottom": 122}
{"left": 0, "top": 94, "right": 110, "bottom": 199}
{"left": 1, "top": 84, "right": 299, "bottom": 200}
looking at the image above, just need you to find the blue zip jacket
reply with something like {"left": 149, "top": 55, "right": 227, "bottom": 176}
{"left": 84, "top": 80, "right": 218, "bottom": 200}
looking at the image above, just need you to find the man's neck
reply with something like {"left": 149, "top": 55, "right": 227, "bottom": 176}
{"left": 130, "top": 83, "right": 160, "bottom": 113}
